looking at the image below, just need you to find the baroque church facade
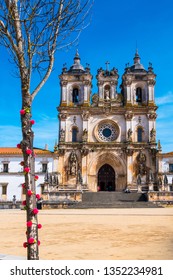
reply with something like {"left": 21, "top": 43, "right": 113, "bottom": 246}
{"left": 55, "top": 51, "right": 158, "bottom": 192}
{"left": 1, "top": 52, "right": 173, "bottom": 205}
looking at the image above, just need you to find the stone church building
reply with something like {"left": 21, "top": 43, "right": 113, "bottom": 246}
{"left": 1, "top": 51, "right": 173, "bottom": 206}
{"left": 55, "top": 50, "right": 158, "bottom": 193}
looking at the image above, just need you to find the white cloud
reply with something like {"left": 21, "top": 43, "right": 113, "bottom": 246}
{"left": 156, "top": 91, "right": 173, "bottom": 105}
{"left": 0, "top": 116, "right": 59, "bottom": 151}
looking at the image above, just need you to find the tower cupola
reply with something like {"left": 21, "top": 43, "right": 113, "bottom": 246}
{"left": 69, "top": 50, "right": 85, "bottom": 72}
{"left": 131, "top": 50, "right": 145, "bottom": 71}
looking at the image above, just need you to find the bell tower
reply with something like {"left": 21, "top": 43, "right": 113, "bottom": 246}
{"left": 57, "top": 51, "right": 92, "bottom": 189}
{"left": 121, "top": 50, "right": 157, "bottom": 190}
{"left": 121, "top": 50, "right": 156, "bottom": 107}
{"left": 59, "top": 51, "right": 92, "bottom": 107}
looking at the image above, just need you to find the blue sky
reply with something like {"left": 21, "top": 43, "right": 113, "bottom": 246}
{"left": 0, "top": 0, "right": 173, "bottom": 152}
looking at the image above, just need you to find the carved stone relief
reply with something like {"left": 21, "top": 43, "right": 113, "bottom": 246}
{"left": 125, "top": 111, "right": 133, "bottom": 120}
{"left": 59, "top": 113, "right": 68, "bottom": 120}
{"left": 82, "top": 129, "right": 88, "bottom": 142}
{"left": 82, "top": 111, "right": 90, "bottom": 120}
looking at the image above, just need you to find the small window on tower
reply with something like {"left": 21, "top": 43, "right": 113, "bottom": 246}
{"left": 72, "top": 88, "right": 79, "bottom": 103}
{"left": 72, "top": 127, "right": 78, "bottom": 142}
{"left": 137, "top": 127, "right": 143, "bottom": 142}
{"left": 136, "top": 87, "right": 142, "bottom": 103}
{"left": 42, "top": 163, "right": 48, "bottom": 173}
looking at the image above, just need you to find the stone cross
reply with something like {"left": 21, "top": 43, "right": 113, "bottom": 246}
{"left": 105, "top": 61, "right": 110, "bottom": 71}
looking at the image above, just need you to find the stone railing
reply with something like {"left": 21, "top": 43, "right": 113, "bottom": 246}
{"left": 148, "top": 191, "right": 173, "bottom": 203}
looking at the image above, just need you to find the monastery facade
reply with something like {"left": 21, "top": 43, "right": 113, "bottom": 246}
{"left": 55, "top": 51, "right": 159, "bottom": 192}
{"left": 1, "top": 51, "right": 173, "bottom": 204}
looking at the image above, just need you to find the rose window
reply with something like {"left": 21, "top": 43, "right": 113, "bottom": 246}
{"left": 97, "top": 123, "right": 118, "bottom": 142}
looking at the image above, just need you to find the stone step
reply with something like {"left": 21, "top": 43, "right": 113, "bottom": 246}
{"left": 67, "top": 201, "right": 162, "bottom": 209}
{"left": 82, "top": 192, "right": 147, "bottom": 203}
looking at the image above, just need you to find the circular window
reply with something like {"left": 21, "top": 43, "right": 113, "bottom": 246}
{"left": 102, "top": 128, "right": 112, "bottom": 137}
{"left": 96, "top": 122, "right": 119, "bottom": 142}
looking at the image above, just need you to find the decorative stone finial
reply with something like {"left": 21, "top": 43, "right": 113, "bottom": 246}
{"left": 134, "top": 49, "right": 140, "bottom": 64}
{"left": 158, "top": 140, "right": 162, "bottom": 151}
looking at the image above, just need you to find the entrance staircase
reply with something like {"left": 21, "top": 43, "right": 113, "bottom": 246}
{"left": 68, "top": 192, "right": 162, "bottom": 208}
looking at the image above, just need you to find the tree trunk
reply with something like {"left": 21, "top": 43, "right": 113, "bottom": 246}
{"left": 21, "top": 87, "right": 39, "bottom": 260}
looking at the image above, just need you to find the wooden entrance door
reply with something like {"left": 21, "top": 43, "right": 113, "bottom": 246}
{"left": 98, "top": 164, "right": 115, "bottom": 191}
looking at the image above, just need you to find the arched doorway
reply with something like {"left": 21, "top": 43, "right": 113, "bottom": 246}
{"left": 98, "top": 164, "right": 115, "bottom": 191}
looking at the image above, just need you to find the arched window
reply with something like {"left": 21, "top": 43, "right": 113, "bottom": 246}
{"left": 136, "top": 87, "right": 142, "bottom": 103}
{"left": 72, "top": 127, "right": 78, "bottom": 142}
{"left": 137, "top": 127, "right": 143, "bottom": 142}
{"left": 72, "top": 88, "right": 79, "bottom": 103}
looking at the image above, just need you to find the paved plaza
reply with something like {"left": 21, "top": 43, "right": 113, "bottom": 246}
{"left": 0, "top": 208, "right": 173, "bottom": 260}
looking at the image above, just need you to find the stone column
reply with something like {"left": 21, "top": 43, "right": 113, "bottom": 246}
{"left": 81, "top": 155, "right": 87, "bottom": 186}
{"left": 111, "top": 84, "right": 115, "bottom": 99}
{"left": 98, "top": 81, "right": 104, "bottom": 100}
{"left": 81, "top": 112, "right": 90, "bottom": 186}
{"left": 61, "top": 81, "right": 67, "bottom": 105}
{"left": 84, "top": 85, "right": 88, "bottom": 102}
{"left": 124, "top": 79, "right": 132, "bottom": 105}
{"left": 147, "top": 79, "right": 156, "bottom": 106}
{"left": 125, "top": 148, "right": 134, "bottom": 189}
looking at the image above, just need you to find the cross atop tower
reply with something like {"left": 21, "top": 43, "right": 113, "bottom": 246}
{"left": 105, "top": 61, "right": 110, "bottom": 71}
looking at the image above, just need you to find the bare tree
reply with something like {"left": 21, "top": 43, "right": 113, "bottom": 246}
{"left": 0, "top": 0, "right": 93, "bottom": 260}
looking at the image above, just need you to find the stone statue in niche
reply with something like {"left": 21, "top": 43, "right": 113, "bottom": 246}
{"left": 59, "top": 128, "right": 65, "bottom": 142}
{"left": 137, "top": 151, "right": 146, "bottom": 175}
{"left": 69, "top": 151, "right": 78, "bottom": 176}
{"left": 82, "top": 129, "right": 88, "bottom": 142}
{"left": 104, "top": 89, "right": 110, "bottom": 100}
{"left": 91, "top": 94, "right": 99, "bottom": 106}
{"left": 127, "top": 128, "right": 132, "bottom": 142}
{"left": 71, "top": 161, "right": 76, "bottom": 176}
{"left": 150, "top": 128, "right": 156, "bottom": 142}
{"left": 137, "top": 173, "right": 142, "bottom": 185}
